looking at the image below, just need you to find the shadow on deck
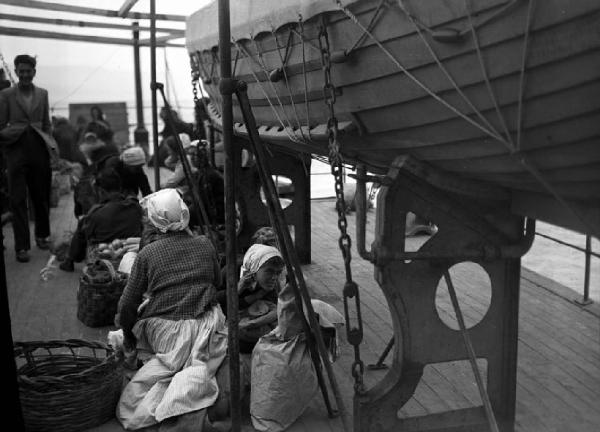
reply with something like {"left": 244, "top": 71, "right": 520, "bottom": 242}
{"left": 4, "top": 193, "right": 599, "bottom": 432}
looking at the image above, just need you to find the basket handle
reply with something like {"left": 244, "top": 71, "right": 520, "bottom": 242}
{"left": 97, "top": 259, "right": 117, "bottom": 280}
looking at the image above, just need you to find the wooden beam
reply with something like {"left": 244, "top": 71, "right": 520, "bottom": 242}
{"left": 0, "top": 26, "right": 184, "bottom": 47}
{"left": 139, "top": 34, "right": 183, "bottom": 45}
{"left": 0, "top": 0, "right": 186, "bottom": 22}
{"left": 118, "top": 0, "right": 139, "bottom": 18}
{"left": 0, "top": 13, "right": 184, "bottom": 35}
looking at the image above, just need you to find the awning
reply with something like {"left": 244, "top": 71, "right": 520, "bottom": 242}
{"left": 185, "top": 0, "right": 359, "bottom": 52}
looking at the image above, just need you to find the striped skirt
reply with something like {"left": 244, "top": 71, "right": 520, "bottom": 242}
{"left": 116, "top": 305, "right": 227, "bottom": 430}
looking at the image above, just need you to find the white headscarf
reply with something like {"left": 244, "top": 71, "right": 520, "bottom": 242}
{"left": 239, "top": 243, "right": 282, "bottom": 279}
{"left": 140, "top": 188, "right": 190, "bottom": 233}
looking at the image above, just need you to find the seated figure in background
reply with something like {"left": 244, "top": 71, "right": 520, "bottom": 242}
{"left": 160, "top": 133, "right": 197, "bottom": 190}
{"left": 115, "top": 188, "right": 227, "bottom": 431}
{"left": 59, "top": 169, "right": 143, "bottom": 272}
{"left": 187, "top": 141, "right": 225, "bottom": 229}
{"left": 86, "top": 105, "right": 114, "bottom": 144}
{"left": 79, "top": 131, "right": 119, "bottom": 168}
{"left": 99, "top": 146, "right": 152, "bottom": 199}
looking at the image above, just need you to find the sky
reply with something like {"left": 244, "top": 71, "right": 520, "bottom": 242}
{"left": 0, "top": 0, "right": 212, "bottom": 125}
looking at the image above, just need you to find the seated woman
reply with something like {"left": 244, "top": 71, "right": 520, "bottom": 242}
{"left": 99, "top": 146, "right": 152, "bottom": 198}
{"left": 115, "top": 188, "right": 227, "bottom": 431}
{"left": 59, "top": 169, "right": 143, "bottom": 272}
{"left": 250, "top": 278, "right": 317, "bottom": 432}
{"left": 87, "top": 105, "right": 114, "bottom": 144}
{"left": 235, "top": 243, "right": 285, "bottom": 354}
{"left": 160, "top": 133, "right": 197, "bottom": 190}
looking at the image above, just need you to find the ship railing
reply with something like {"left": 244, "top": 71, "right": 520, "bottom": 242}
{"left": 534, "top": 231, "right": 597, "bottom": 306}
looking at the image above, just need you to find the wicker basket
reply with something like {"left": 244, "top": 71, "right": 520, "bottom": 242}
{"left": 14, "top": 339, "right": 123, "bottom": 432}
{"left": 77, "top": 259, "right": 128, "bottom": 327}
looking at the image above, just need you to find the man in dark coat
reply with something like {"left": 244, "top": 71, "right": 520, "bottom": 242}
{"left": 0, "top": 55, "right": 58, "bottom": 262}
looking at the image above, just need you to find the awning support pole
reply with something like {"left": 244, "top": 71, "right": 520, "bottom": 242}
{"left": 218, "top": 1, "right": 241, "bottom": 431}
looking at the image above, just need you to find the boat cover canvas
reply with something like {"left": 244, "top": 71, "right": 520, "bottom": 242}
{"left": 186, "top": 0, "right": 359, "bottom": 52}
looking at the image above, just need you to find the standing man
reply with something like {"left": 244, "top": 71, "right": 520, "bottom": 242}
{"left": 0, "top": 54, "right": 57, "bottom": 262}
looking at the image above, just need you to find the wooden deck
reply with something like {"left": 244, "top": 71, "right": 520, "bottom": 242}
{"left": 4, "top": 192, "right": 600, "bottom": 432}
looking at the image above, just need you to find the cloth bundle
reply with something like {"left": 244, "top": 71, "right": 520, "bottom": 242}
{"left": 121, "top": 146, "right": 146, "bottom": 166}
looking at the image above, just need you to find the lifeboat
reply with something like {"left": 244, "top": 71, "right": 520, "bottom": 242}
{"left": 185, "top": 0, "right": 600, "bottom": 237}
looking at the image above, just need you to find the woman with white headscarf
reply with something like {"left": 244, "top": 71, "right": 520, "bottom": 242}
{"left": 116, "top": 188, "right": 227, "bottom": 431}
{"left": 235, "top": 243, "right": 285, "bottom": 353}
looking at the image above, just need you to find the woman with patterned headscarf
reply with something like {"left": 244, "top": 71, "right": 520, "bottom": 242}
{"left": 116, "top": 188, "right": 227, "bottom": 431}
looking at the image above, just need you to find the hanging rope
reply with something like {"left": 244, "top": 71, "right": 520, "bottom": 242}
{"left": 463, "top": 0, "right": 515, "bottom": 148}
{"left": 336, "top": 1, "right": 511, "bottom": 147}
{"left": 340, "top": 0, "right": 599, "bottom": 238}
{"left": 396, "top": 0, "right": 506, "bottom": 143}
{"left": 299, "top": 17, "right": 313, "bottom": 141}
{"left": 233, "top": 40, "right": 306, "bottom": 145}
{"left": 516, "top": 0, "right": 536, "bottom": 151}
{"left": 251, "top": 37, "right": 303, "bottom": 139}
{"left": 272, "top": 28, "right": 307, "bottom": 140}
{"left": 345, "top": 0, "right": 388, "bottom": 56}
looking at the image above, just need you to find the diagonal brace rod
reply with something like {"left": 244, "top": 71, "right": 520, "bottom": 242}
{"left": 235, "top": 80, "right": 348, "bottom": 425}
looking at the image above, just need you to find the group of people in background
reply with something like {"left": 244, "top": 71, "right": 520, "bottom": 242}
{"left": 1, "top": 53, "right": 344, "bottom": 432}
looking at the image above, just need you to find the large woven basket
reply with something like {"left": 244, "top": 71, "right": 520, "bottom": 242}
{"left": 77, "top": 259, "right": 128, "bottom": 327}
{"left": 14, "top": 339, "right": 123, "bottom": 432}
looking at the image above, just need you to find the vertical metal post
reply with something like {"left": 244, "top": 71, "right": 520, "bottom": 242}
{"left": 209, "top": 124, "right": 216, "bottom": 168}
{"left": 132, "top": 22, "right": 149, "bottom": 157}
{"left": 575, "top": 235, "right": 593, "bottom": 306}
{"left": 219, "top": 1, "right": 241, "bottom": 431}
{"left": 150, "top": 0, "right": 160, "bottom": 191}
{"left": 1, "top": 211, "right": 24, "bottom": 430}
{"left": 583, "top": 235, "right": 592, "bottom": 304}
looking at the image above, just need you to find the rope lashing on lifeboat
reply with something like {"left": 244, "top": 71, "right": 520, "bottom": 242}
{"left": 318, "top": 17, "right": 366, "bottom": 396}
{"left": 252, "top": 37, "right": 301, "bottom": 132}
{"left": 299, "top": 16, "right": 313, "bottom": 141}
{"left": 443, "top": 270, "right": 501, "bottom": 432}
{"left": 463, "top": 0, "right": 515, "bottom": 146}
{"left": 338, "top": 0, "right": 599, "bottom": 239}
{"left": 395, "top": 0, "right": 522, "bottom": 43}
{"left": 395, "top": 0, "right": 506, "bottom": 144}
{"left": 233, "top": 39, "right": 308, "bottom": 145}
{"left": 515, "top": 0, "right": 536, "bottom": 152}
{"left": 336, "top": 1, "right": 510, "bottom": 146}
{"left": 233, "top": 41, "right": 301, "bottom": 143}
{"left": 271, "top": 28, "right": 307, "bottom": 141}
{"left": 344, "top": 0, "right": 388, "bottom": 56}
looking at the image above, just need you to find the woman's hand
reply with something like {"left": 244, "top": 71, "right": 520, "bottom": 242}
{"left": 123, "top": 331, "right": 137, "bottom": 351}
{"left": 243, "top": 288, "right": 266, "bottom": 305}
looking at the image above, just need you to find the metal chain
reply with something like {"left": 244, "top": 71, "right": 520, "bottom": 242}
{"left": 190, "top": 53, "right": 202, "bottom": 106}
{"left": 317, "top": 19, "right": 365, "bottom": 395}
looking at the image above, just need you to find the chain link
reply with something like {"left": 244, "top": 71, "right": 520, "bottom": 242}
{"left": 317, "top": 20, "right": 365, "bottom": 395}
{"left": 190, "top": 53, "right": 201, "bottom": 106}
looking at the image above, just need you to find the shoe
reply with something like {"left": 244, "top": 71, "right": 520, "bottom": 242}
{"left": 35, "top": 237, "right": 51, "bottom": 250}
{"left": 16, "top": 250, "right": 30, "bottom": 263}
{"left": 59, "top": 259, "right": 74, "bottom": 272}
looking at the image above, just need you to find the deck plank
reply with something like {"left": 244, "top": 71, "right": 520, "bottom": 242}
{"left": 4, "top": 196, "right": 599, "bottom": 431}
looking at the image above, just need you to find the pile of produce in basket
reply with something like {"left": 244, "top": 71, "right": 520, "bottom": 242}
{"left": 96, "top": 237, "right": 140, "bottom": 262}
